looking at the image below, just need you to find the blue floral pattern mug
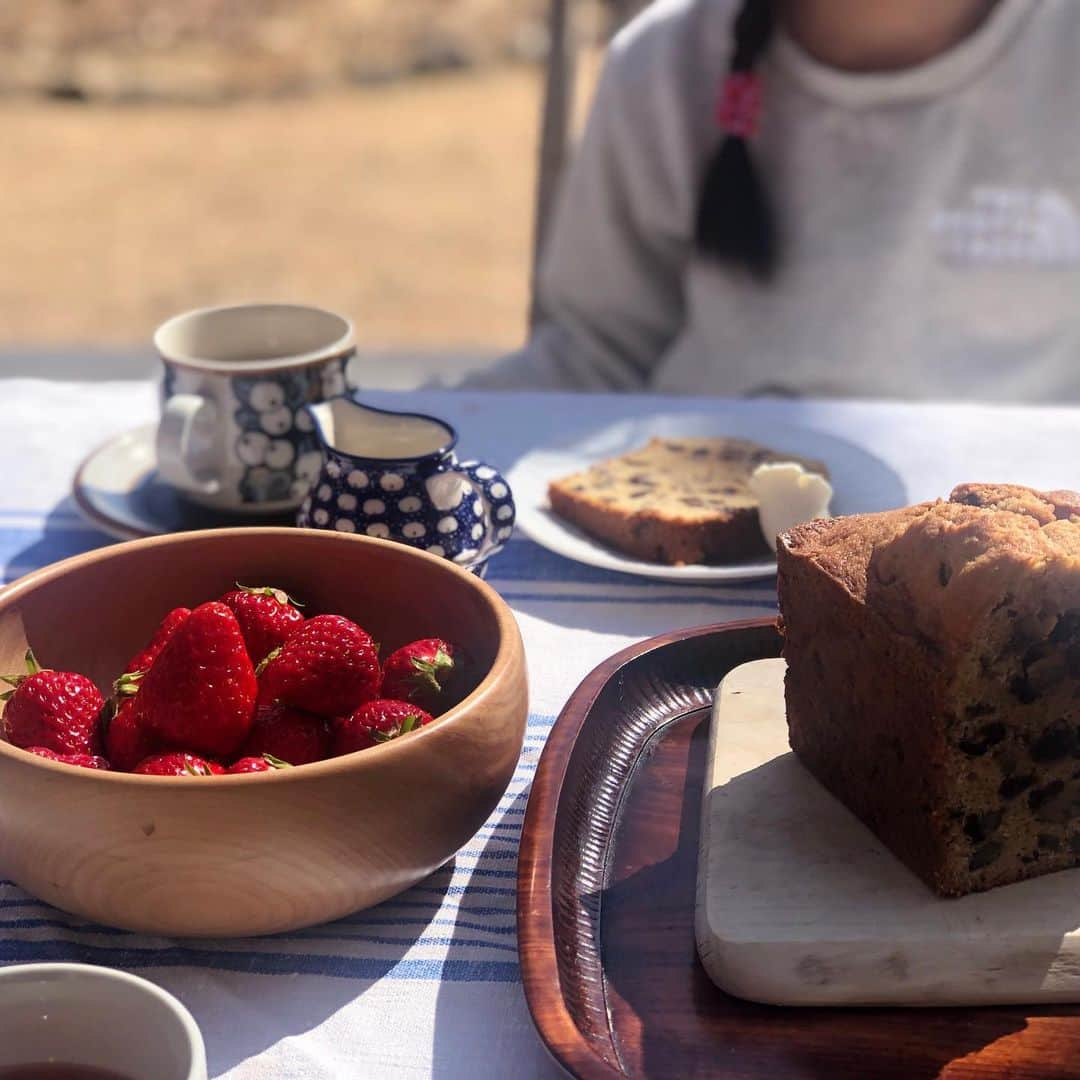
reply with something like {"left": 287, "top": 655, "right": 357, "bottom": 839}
{"left": 296, "top": 397, "right": 515, "bottom": 571}
{"left": 155, "top": 304, "right": 355, "bottom": 512}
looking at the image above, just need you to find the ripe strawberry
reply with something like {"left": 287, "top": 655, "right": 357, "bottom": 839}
{"left": 219, "top": 585, "right": 304, "bottom": 664}
{"left": 1, "top": 650, "right": 104, "bottom": 756}
{"left": 138, "top": 602, "right": 257, "bottom": 758}
{"left": 134, "top": 752, "right": 224, "bottom": 776}
{"left": 227, "top": 754, "right": 291, "bottom": 774}
{"left": 26, "top": 746, "right": 111, "bottom": 770}
{"left": 237, "top": 701, "right": 329, "bottom": 766}
{"left": 380, "top": 638, "right": 458, "bottom": 710}
{"left": 104, "top": 696, "right": 159, "bottom": 773}
{"left": 332, "top": 698, "right": 433, "bottom": 756}
{"left": 258, "top": 615, "right": 380, "bottom": 717}
{"left": 119, "top": 607, "right": 191, "bottom": 689}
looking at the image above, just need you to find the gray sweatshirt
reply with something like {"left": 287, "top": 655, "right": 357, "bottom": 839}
{"left": 475, "top": 0, "right": 1080, "bottom": 401}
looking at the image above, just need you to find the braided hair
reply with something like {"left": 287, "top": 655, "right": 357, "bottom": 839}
{"left": 694, "top": 0, "right": 776, "bottom": 278}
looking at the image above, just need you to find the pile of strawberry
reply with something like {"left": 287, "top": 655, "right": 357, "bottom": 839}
{"left": 0, "top": 585, "right": 461, "bottom": 776}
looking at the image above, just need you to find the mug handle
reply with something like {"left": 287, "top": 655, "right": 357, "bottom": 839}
{"left": 456, "top": 460, "right": 515, "bottom": 557}
{"left": 155, "top": 393, "right": 222, "bottom": 496}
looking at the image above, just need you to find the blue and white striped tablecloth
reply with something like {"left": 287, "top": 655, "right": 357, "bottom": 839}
{"left": 0, "top": 377, "right": 1076, "bottom": 1078}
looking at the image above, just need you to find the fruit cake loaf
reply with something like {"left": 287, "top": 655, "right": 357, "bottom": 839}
{"left": 777, "top": 483, "right": 1080, "bottom": 897}
{"left": 548, "top": 437, "right": 829, "bottom": 565}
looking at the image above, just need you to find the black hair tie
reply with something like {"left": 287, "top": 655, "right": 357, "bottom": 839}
{"left": 694, "top": 0, "right": 777, "bottom": 278}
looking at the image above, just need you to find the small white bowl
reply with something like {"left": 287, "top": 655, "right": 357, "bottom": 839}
{"left": 0, "top": 963, "right": 207, "bottom": 1079}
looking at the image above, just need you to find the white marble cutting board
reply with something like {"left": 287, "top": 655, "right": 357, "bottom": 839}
{"left": 695, "top": 658, "right": 1080, "bottom": 1007}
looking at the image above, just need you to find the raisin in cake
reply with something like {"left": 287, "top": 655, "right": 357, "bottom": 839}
{"left": 548, "top": 437, "right": 828, "bottom": 565}
{"left": 778, "top": 483, "right": 1080, "bottom": 897}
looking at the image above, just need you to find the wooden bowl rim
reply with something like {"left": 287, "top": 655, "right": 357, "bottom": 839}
{"left": 0, "top": 527, "right": 523, "bottom": 787}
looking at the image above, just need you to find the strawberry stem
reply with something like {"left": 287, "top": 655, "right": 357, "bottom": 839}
{"left": 371, "top": 713, "right": 421, "bottom": 744}
{"left": 113, "top": 670, "right": 145, "bottom": 697}
{"left": 263, "top": 754, "right": 292, "bottom": 769}
{"left": 237, "top": 583, "right": 304, "bottom": 609}
{"left": 410, "top": 650, "right": 453, "bottom": 695}
{"left": 255, "top": 646, "right": 283, "bottom": 677}
{"left": 99, "top": 699, "right": 118, "bottom": 729}
{"left": 1, "top": 648, "right": 44, "bottom": 691}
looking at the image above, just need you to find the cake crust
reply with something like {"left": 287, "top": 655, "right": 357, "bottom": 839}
{"left": 778, "top": 483, "right": 1080, "bottom": 897}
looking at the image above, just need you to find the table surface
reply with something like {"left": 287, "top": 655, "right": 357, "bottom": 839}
{"left": 0, "top": 374, "right": 1077, "bottom": 1079}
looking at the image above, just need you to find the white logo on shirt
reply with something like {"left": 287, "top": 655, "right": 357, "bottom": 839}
{"left": 932, "top": 186, "right": 1080, "bottom": 266}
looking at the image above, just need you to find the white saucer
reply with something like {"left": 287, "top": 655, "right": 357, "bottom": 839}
{"left": 505, "top": 412, "right": 907, "bottom": 583}
{"left": 73, "top": 425, "right": 295, "bottom": 541}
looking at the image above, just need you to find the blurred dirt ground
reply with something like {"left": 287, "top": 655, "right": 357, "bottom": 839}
{"left": 0, "top": 2, "right": 607, "bottom": 352}
{"left": 2, "top": 67, "right": 540, "bottom": 351}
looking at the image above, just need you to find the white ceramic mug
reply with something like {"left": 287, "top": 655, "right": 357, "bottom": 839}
{"left": 154, "top": 303, "right": 357, "bottom": 512}
{"left": 0, "top": 963, "right": 207, "bottom": 1078}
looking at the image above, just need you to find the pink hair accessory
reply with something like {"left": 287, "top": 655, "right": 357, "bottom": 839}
{"left": 715, "top": 72, "right": 762, "bottom": 138}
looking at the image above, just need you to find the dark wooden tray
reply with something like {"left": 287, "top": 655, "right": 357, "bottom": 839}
{"left": 517, "top": 619, "right": 1080, "bottom": 1079}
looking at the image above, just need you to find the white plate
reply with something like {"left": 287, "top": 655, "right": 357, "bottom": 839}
{"left": 506, "top": 413, "right": 906, "bottom": 583}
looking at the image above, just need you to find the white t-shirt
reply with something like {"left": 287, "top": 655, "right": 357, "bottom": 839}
{"left": 476, "top": 0, "right": 1080, "bottom": 401}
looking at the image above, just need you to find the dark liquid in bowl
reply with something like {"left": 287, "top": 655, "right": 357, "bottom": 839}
{"left": 0, "top": 1068, "right": 133, "bottom": 1079}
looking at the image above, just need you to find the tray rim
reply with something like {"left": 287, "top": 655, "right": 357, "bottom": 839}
{"left": 517, "top": 617, "right": 777, "bottom": 1079}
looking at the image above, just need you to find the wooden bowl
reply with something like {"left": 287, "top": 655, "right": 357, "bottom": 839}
{"left": 0, "top": 528, "right": 527, "bottom": 937}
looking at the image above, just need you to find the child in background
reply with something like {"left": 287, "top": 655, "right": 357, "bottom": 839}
{"left": 472, "top": 0, "right": 1080, "bottom": 401}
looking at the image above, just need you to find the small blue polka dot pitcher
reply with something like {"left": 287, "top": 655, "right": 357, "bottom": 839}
{"left": 296, "top": 396, "right": 515, "bottom": 573}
